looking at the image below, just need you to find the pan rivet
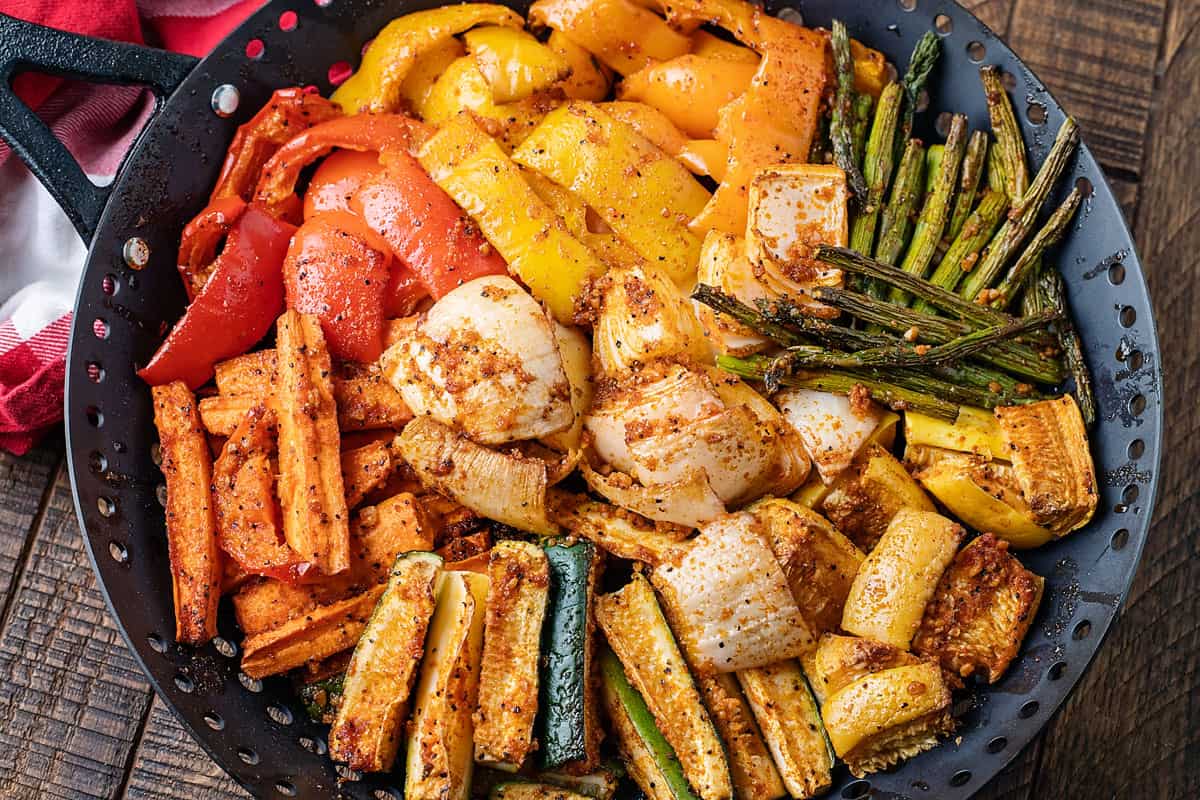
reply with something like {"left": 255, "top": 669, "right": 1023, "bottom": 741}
{"left": 211, "top": 84, "right": 241, "bottom": 118}
{"left": 123, "top": 236, "right": 150, "bottom": 269}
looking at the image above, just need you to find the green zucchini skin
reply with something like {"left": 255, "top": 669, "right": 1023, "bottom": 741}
{"left": 599, "top": 649, "right": 699, "bottom": 800}
{"left": 537, "top": 541, "right": 599, "bottom": 769}
{"left": 299, "top": 674, "right": 344, "bottom": 724}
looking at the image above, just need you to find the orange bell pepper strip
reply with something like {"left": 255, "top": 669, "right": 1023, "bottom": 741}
{"left": 212, "top": 87, "right": 341, "bottom": 203}
{"left": 284, "top": 211, "right": 394, "bottom": 363}
{"left": 177, "top": 196, "right": 246, "bottom": 300}
{"left": 529, "top": 0, "right": 691, "bottom": 75}
{"left": 618, "top": 55, "right": 758, "bottom": 139}
{"left": 140, "top": 205, "right": 295, "bottom": 390}
{"left": 330, "top": 4, "right": 524, "bottom": 114}
{"left": 350, "top": 150, "right": 509, "bottom": 300}
{"left": 254, "top": 113, "right": 430, "bottom": 219}
{"left": 664, "top": 0, "right": 829, "bottom": 235}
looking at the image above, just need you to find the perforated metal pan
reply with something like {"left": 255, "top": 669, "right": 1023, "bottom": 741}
{"left": 0, "top": 1, "right": 1163, "bottom": 797}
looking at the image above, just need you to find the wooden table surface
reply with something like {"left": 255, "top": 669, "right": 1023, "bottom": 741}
{"left": 0, "top": 1, "right": 1195, "bottom": 798}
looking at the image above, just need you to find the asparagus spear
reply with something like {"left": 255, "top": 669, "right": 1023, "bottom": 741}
{"left": 930, "top": 361, "right": 1038, "bottom": 399}
{"left": 874, "top": 139, "right": 927, "bottom": 269}
{"left": 958, "top": 117, "right": 1080, "bottom": 301}
{"left": 811, "top": 285, "right": 1066, "bottom": 384}
{"left": 853, "top": 93, "right": 874, "bottom": 169}
{"left": 718, "top": 356, "right": 960, "bottom": 420}
{"left": 900, "top": 32, "right": 941, "bottom": 143}
{"left": 892, "top": 114, "right": 969, "bottom": 304}
{"left": 987, "top": 140, "right": 1008, "bottom": 193}
{"left": 817, "top": 245, "right": 1016, "bottom": 329}
{"left": 945, "top": 130, "right": 990, "bottom": 246}
{"left": 755, "top": 296, "right": 892, "bottom": 351}
{"left": 883, "top": 368, "right": 1038, "bottom": 408}
{"left": 1021, "top": 258, "right": 1047, "bottom": 316}
{"left": 769, "top": 312, "right": 1058, "bottom": 370}
{"left": 849, "top": 83, "right": 904, "bottom": 257}
{"left": 918, "top": 188, "right": 1010, "bottom": 309}
{"left": 981, "top": 65, "right": 1029, "bottom": 201}
{"left": 1038, "top": 268, "right": 1097, "bottom": 427}
{"left": 832, "top": 21, "right": 868, "bottom": 199}
{"left": 988, "top": 186, "right": 1083, "bottom": 309}
{"left": 689, "top": 284, "right": 807, "bottom": 347}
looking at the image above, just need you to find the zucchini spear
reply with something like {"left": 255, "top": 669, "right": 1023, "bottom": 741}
{"left": 988, "top": 187, "right": 1083, "bottom": 309}
{"left": 849, "top": 83, "right": 903, "bottom": 257}
{"left": 832, "top": 21, "right": 868, "bottom": 199}
{"left": 958, "top": 117, "right": 1080, "bottom": 301}
{"left": 892, "top": 114, "right": 969, "bottom": 304}
{"left": 981, "top": 65, "right": 1029, "bottom": 201}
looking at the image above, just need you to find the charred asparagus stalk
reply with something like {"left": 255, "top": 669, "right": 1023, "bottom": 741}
{"left": 981, "top": 65, "right": 1029, "bottom": 201}
{"left": 850, "top": 83, "right": 903, "bottom": 256}
{"left": 718, "top": 355, "right": 961, "bottom": 420}
{"left": 958, "top": 117, "right": 1080, "bottom": 301}
{"left": 832, "top": 21, "right": 868, "bottom": 199}
{"left": 1038, "top": 268, "right": 1097, "bottom": 427}
{"left": 1021, "top": 258, "right": 1047, "bottom": 316}
{"left": 892, "top": 114, "right": 969, "bottom": 304}
{"left": 874, "top": 138, "right": 927, "bottom": 270}
{"left": 919, "top": 188, "right": 1010, "bottom": 309}
{"left": 689, "top": 284, "right": 807, "bottom": 347}
{"left": 900, "top": 32, "right": 941, "bottom": 143}
{"left": 987, "top": 141, "right": 1008, "bottom": 194}
{"left": 945, "top": 130, "right": 990, "bottom": 246}
{"left": 811, "top": 285, "right": 1066, "bottom": 385}
{"left": 988, "top": 186, "right": 1083, "bottom": 309}
{"left": 853, "top": 93, "right": 874, "bottom": 169}
{"left": 755, "top": 295, "right": 892, "bottom": 351}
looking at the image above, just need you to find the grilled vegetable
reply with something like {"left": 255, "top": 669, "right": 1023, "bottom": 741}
{"left": 538, "top": 541, "right": 603, "bottom": 771}
{"left": 406, "top": 570, "right": 490, "bottom": 800}
{"left": 774, "top": 388, "right": 888, "bottom": 484}
{"left": 492, "top": 784, "right": 591, "bottom": 800}
{"left": 980, "top": 65, "right": 1028, "bottom": 202}
{"left": 820, "top": 661, "right": 954, "bottom": 777}
{"left": 915, "top": 454, "right": 1055, "bottom": 549}
{"left": 341, "top": 438, "right": 394, "bottom": 510}
{"left": 464, "top": 26, "right": 569, "bottom": 103}
{"left": 693, "top": 673, "right": 785, "bottom": 800}
{"left": 651, "top": 513, "right": 812, "bottom": 673}
{"left": 751, "top": 498, "right": 865, "bottom": 637}
{"left": 548, "top": 31, "right": 613, "bottom": 101}
{"left": 995, "top": 395, "right": 1098, "bottom": 533}
{"left": 599, "top": 648, "right": 700, "bottom": 800}
{"left": 830, "top": 21, "right": 867, "bottom": 200}
{"left": 529, "top": 0, "right": 691, "bottom": 76}
{"left": 549, "top": 492, "right": 688, "bottom": 567}
{"left": 899, "top": 32, "right": 939, "bottom": 143}
{"left": 1038, "top": 268, "right": 1097, "bottom": 428}
{"left": 904, "top": 406, "right": 1008, "bottom": 461}
{"left": 693, "top": 232, "right": 772, "bottom": 357}
{"left": 618, "top": 55, "right": 757, "bottom": 139}
{"left": 737, "top": 662, "right": 833, "bottom": 799}
{"left": 537, "top": 763, "right": 625, "bottom": 800}
{"left": 944, "top": 129, "right": 989, "bottom": 246}
{"left": 597, "top": 574, "right": 733, "bottom": 800}
{"left": 913, "top": 534, "right": 1044, "bottom": 684}
{"left": 581, "top": 462, "right": 725, "bottom": 530}
{"left": 513, "top": 102, "right": 710, "bottom": 284}
{"left": 841, "top": 509, "right": 965, "bottom": 649}
{"left": 395, "top": 417, "right": 557, "bottom": 536}
{"left": 804, "top": 634, "right": 918, "bottom": 708}
{"left": 300, "top": 673, "right": 345, "bottom": 724}
{"left": 541, "top": 323, "right": 594, "bottom": 453}
{"left": 820, "top": 444, "right": 935, "bottom": 552}
{"left": 873, "top": 138, "right": 925, "bottom": 268}
{"left": 381, "top": 275, "right": 573, "bottom": 445}
{"left": 151, "top": 381, "right": 222, "bottom": 644}
{"left": 592, "top": 264, "right": 710, "bottom": 376}
{"left": 849, "top": 82, "right": 903, "bottom": 256}
{"left": 475, "top": 542, "right": 551, "bottom": 771}
{"left": 330, "top": 552, "right": 442, "bottom": 772}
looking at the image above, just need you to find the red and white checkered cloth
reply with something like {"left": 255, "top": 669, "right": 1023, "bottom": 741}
{"left": 0, "top": 0, "right": 268, "bottom": 454}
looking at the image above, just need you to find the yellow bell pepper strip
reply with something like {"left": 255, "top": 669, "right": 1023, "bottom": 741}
{"left": 689, "top": 29, "right": 760, "bottom": 64}
{"left": 618, "top": 54, "right": 758, "bottom": 139}
{"left": 850, "top": 39, "right": 888, "bottom": 98}
{"left": 664, "top": 0, "right": 828, "bottom": 235}
{"left": 463, "top": 26, "right": 570, "bottom": 103}
{"left": 398, "top": 37, "right": 465, "bottom": 113}
{"left": 548, "top": 31, "right": 613, "bottom": 100}
{"left": 678, "top": 139, "right": 728, "bottom": 182}
{"left": 331, "top": 4, "right": 523, "bottom": 113}
{"left": 525, "top": 171, "right": 648, "bottom": 271}
{"left": 600, "top": 101, "right": 688, "bottom": 156}
{"left": 513, "top": 101, "right": 711, "bottom": 285}
{"left": 418, "top": 113, "right": 607, "bottom": 322}
{"left": 419, "top": 56, "right": 560, "bottom": 151}
{"left": 529, "top": 0, "right": 691, "bottom": 75}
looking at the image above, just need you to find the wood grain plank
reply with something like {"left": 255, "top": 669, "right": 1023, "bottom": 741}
{"left": 1007, "top": 0, "right": 1168, "bottom": 177}
{"left": 973, "top": 738, "right": 1042, "bottom": 800}
{"left": 0, "top": 441, "right": 60, "bottom": 605}
{"left": 123, "top": 697, "right": 248, "bottom": 800}
{"left": 1028, "top": 0, "right": 1199, "bottom": 794}
{"left": 958, "top": 0, "right": 1014, "bottom": 37}
{"left": 0, "top": 466, "right": 154, "bottom": 799}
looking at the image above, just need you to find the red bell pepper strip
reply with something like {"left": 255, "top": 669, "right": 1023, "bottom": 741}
{"left": 211, "top": 87, "right": 341, "bottom": 203}
{"left": 176, "top": 196, "right": 247, "bottom": 301}
{"left": 303, "top": 149, "right": 387, "bottom": 220}
{"left": 139, "top": 205, "right": 296, "bottom": 389}
{"left": 254, "top": 113, "right": 430, "bottom": 218}
{"left": 351, "top": 152, "right": 508, "bottom": 298}
{"left": 283, "top": 211, "right": 393, "bottom": 363}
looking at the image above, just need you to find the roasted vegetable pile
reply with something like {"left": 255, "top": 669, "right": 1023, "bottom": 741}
{"left": 144, "top": 2, "right": 1100, "bottom": 796}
